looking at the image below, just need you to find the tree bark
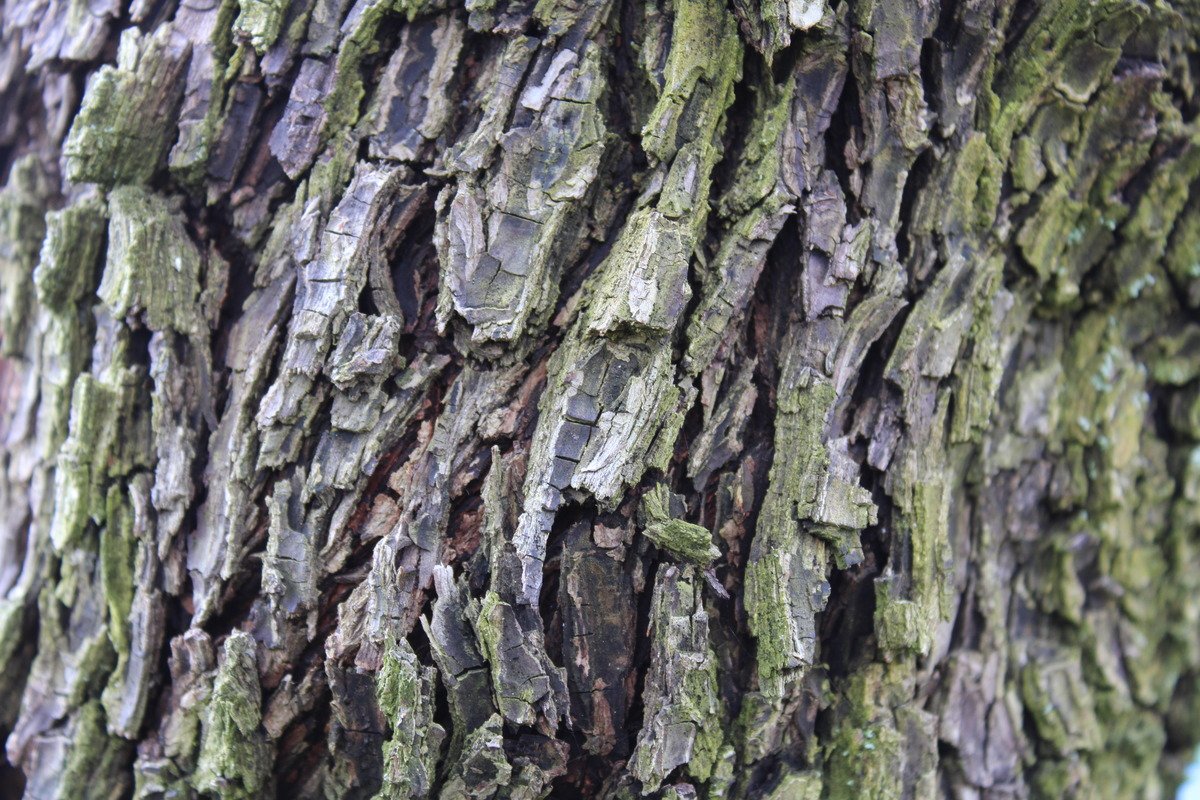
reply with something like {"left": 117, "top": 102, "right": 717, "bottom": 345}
{"left": 1, "top": 0, "right": 1199, "bottom": 797}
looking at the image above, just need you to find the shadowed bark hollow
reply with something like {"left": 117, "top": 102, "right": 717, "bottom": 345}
{"left": 2, "top": 0, "right": 1200, "bottom": 798}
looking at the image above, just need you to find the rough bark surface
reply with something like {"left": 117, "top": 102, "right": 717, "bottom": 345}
{"left": 1, "top": 0, "right": 1200, "bottom": 798}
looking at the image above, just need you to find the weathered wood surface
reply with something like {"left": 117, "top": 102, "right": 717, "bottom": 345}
{"left": 1, "top": 0, "right": 1200, "bottom": 797}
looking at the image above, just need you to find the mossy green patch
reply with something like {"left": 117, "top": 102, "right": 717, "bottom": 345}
{"left": 63, "top": 27, "right": 188, "bottom": 186}
{"left": 193, "top": 631, "right": 271, "bottom": 799}
{"left": 234, "top": 0, "right": 286, "bottom": 53}
{"left": 101, "top": 187, "right": 205, "bottom": 335}
{"left": 0, "top": 156, "right": 51, "bottom": 357}
{"left": 641, "top": 484, "right": 720, "bottom": 565}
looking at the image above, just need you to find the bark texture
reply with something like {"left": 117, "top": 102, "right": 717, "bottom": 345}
{"left": 1, "top": 0, "right": 1200, "bottom": 798}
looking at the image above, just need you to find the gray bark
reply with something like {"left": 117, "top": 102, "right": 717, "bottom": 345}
{"left": 1, "top": 0, "right": 1199, "bottom": 798}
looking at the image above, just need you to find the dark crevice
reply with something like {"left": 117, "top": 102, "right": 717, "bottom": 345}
{"left": 894, "top": 145, "right": 936, "bottom": 273}
{"left": 822, "top": 64, "right": 859, "bottom": 225}
{"left": 387, "top": 198, "right": 438, "bottom": 324}
{"left": 997, "top": 0, "right": 1044, "bottom": 70}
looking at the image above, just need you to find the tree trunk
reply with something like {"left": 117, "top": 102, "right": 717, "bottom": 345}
{"left": 1, "top": 0, "right": 1199, "bottom": 797}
